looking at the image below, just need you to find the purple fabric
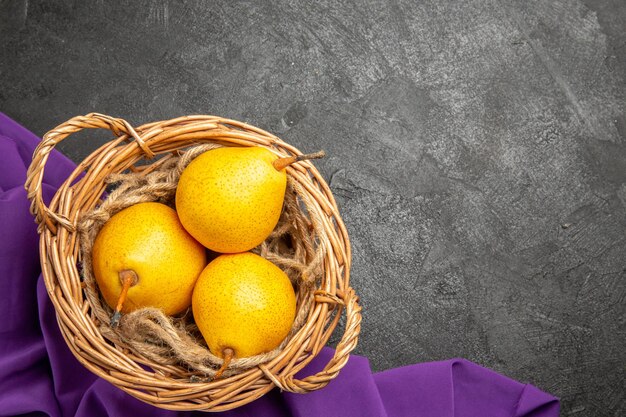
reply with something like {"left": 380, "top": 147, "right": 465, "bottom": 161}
{"left": 0, "top": 112, "right": 559, "bottom": 417}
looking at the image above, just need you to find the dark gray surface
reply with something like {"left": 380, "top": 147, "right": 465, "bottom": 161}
{"left": 2, "top": 0, "right": 625, "bottom": 415}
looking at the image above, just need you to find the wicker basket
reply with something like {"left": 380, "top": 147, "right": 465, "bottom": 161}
{"left": 24, "top": 113, "right": 361, "bottom": 412}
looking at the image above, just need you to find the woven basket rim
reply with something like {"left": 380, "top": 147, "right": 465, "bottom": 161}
{"left": 24, "top": 113, "right": 362, "bottom": 412}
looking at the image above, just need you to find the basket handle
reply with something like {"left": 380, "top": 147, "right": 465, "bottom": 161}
{"left": 25, "top": 113, "right": 154, "bottom": 234}
{"left": 260, "top": 286, "right": 362, "bottom": 393}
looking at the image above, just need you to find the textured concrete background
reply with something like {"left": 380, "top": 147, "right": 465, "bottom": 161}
{"left": 1, "top": 0, "right": 625, "bottom": 415}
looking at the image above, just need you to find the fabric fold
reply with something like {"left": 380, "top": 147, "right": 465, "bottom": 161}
{"left": 0, "top": 112, "right": 559, "bottom": 417}
{"left": 514, "top": 384, "right": 560, "bottom": 417}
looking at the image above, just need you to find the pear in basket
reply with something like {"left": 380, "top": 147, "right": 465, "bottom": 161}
{"left": 91, "top": 202, "right": 207, "bottom": 326}
{"left": 192, "top": 252, "right": 297, "bottom": 378}
{"left": 175, "top": 147, "right": 325, "bottom": 253}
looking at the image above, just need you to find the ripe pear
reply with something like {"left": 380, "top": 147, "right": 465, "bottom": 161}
{"left": 91, "top": 202, "right": 207, "bottom": 325}
{"left": 175, "top": 147, "right": 324, "bottom": 253}
{"left": 192, "top": 252, "right": 297, "bottom": 378}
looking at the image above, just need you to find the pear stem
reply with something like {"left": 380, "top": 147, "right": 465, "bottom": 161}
{"left": 213, "top": 348, "right": 235, "bottom": 380}
{"left": 272, "top": 150, "right": 326, "bottom": 171}
{"left": 111, "top": 270, "right": 138, "bottom": 328}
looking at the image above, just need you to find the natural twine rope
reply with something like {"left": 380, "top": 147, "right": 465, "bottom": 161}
{"left": 78, "top": 145, "right": 325, "bottom": 378}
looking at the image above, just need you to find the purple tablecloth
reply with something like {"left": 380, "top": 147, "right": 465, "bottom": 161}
{"left": 0, "top": 112, "right": 559, "bottom": 416}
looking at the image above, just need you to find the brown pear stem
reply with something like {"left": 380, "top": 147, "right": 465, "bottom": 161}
{"left": 110, "top": 270, "right": 138, "bottom": 328}
{"left": 213, "top": 348, "right": 235, "bottom": 380}
{"left": 272, "top": 150, "right": 326, "bottom": 171}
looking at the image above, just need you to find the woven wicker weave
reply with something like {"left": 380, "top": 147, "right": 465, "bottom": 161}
{"left": 24, "top": 113, "right": 361, "bottom": 412}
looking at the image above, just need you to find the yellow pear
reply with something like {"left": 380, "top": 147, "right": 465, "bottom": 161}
{"left": 192, "top": 252, "right": 296, "bottom": 378}
{"left": 175, "top": 147, "right": 324, "bottom": 253}
{"left": 92, "top": 202, "right": 207, "bottom": 325}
